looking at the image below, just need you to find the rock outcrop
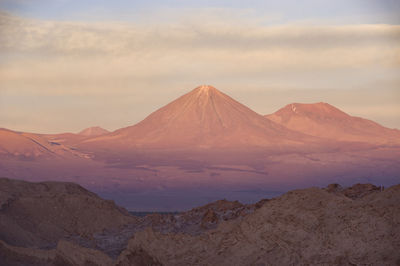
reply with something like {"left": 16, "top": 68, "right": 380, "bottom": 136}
{"left": 140, "top": 199, "right": 253, "bottom": 235}
{"left": 1, "top": 179, "right": 399, "bottom": 265}
{"left": 0, "top": 178, "right": 137, "bottom": 253}
{"left": 118, "top": 184, "right": 400, "bottom": 266}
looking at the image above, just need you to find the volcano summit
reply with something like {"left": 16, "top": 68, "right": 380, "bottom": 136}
{"left": 83, "top": 85, "right": 315, "bottom": 150}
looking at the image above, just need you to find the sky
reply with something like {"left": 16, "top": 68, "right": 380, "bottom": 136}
{"left": 0, "top": 0, "right": 399, "bottom": 133}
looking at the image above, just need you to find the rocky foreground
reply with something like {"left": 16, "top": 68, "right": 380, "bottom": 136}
{"left": 0, "top": 178, "right": 399, "bottom": 265}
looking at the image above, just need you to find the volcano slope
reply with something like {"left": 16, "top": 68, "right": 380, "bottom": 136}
{"left": 265, "top": 102, "right": 400, "bottom": 145}
{"left": 1, "top": 178, "right": 399, "bottom": 266}
{"left": 81, "top": 85, "right": 318, "bottom": 151}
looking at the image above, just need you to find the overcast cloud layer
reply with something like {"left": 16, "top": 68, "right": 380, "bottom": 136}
{"left": 0, "top": 8, "right": 399, "bottom": 132}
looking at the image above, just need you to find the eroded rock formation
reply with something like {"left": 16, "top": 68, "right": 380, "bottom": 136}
{"left": 1, "top": 178, "right": 399, "bottom": 265}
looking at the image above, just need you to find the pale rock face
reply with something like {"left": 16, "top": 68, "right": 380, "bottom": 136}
{"left": 265, "top": 102, "right": 400, "bottom": 144}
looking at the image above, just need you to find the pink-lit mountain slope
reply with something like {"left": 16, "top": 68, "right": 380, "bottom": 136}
{"left": 41, "top": 127, "right": 109, "bottom": 147}
{"left": 83, "top": 85, "right": 317, "bottom": 149}
{"left": 0, "top": 128, "right": 90, "bottom": 159}
{"left": 265, "top": 102, "right": 400, "bottom": 144}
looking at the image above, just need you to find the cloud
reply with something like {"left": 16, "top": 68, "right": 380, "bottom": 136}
{"left": 1, "top": 11, "right": 399, "bottom": 57}
{"left": 1, "top": 12, "right": 399, "bottom": 87}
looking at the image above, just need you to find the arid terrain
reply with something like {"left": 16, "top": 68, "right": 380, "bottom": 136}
{"left": 0, "top": 178, "right": 399, "bottom": 265}
{"left": 0, "top": 86, "right": 399, "bottom": 210}
{"left": 2, "top": 0, "right": 399, "bottom": 264}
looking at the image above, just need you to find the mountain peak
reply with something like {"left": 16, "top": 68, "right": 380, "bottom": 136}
{"left": 265, "top": 102, "right": 400, "bottom": 143}
{"left": 78, "top": 126, "right": 109, "bottom": 137}
{"left": 85, "top": 85, "right": 311, "bottom": 148}
{"left": 192, "top": 85, "right": 219, "bottom": 96}
{"left": 195, "top": 85, "right": 217, "bottom": 92}
{"left": 278, "top": 102, "right": 349, "bottom": 118}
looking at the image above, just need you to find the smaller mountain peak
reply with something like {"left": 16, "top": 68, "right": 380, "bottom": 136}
{"left": 78, "top": 126, "right": 109, "bottom": 137}
{"left": 286, "top": 102, "right": 337, "bottom": 112}
{"left": 273, "top": 102, "right": 350, "bottom": 119}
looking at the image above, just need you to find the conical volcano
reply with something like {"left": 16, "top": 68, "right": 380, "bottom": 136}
{"left": 84, "top": 85, "right": 315, "bottom": 149}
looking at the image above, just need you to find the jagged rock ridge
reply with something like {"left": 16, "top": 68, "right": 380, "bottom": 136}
{"left": 118, "top": 183, "right": 400, "bottom": 266}
{"left": 1, "top": 178, "right": 399, "bottom": 265}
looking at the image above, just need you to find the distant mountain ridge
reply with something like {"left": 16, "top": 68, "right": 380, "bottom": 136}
{"left": 0, "top": 128, "right": 90, "bottom": 159}
{"left": 78, "top": 126, "right": 109, "bottom": 137}
{"left": 265, "top": 102, "right": 400, "bottom": 144}
{"left": 1, "top": 86, "right": 399, "bottom": 160}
